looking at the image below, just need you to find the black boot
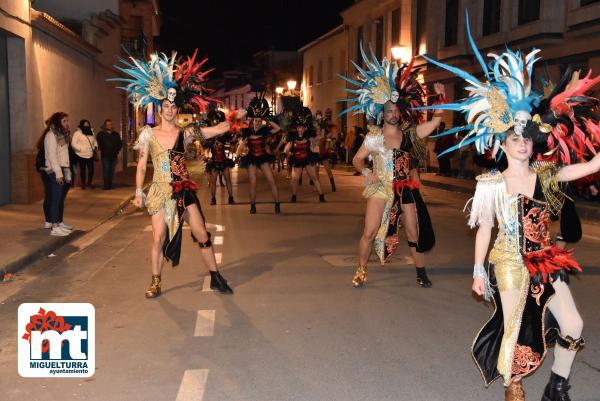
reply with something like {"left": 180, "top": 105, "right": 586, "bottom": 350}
{"left": 250, "top": 202, "right": 256, "bottom": 214}
{"left": 330, "top": 177, "right": 336, "bottom": 192}
{"left": 210, "top": 197, "right": 216, "bottom": 205}
{"left": 210, "top": 271, "right": 233, "bottom": 294}
{"left": 319, "top": 194, "right": 326, "bottom": 202}
{"left": 291, "top": 194, "right": 297, "bottom": 203}
{"left": 228, "top": 196, "right": 235, "bottom": 205}
{"left": 275, "top": 202, "right": 281, "bottom": 214}
{"left": 416, "top": 267, "right": 432, "bottom": 288}
{"left": 542, "top": 372, "right": 571, "bottom": 401}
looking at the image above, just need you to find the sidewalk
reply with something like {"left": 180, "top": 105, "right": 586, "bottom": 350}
{"left": 336, "top": 165, "right": 600, "bottom": 220}
{"left": 0, "top": 165, "right": 151, "bottom": 279}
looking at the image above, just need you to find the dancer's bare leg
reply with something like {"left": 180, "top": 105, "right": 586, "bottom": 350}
{"left": 259, "top": 162, "right": 280, "bottom": 202}
{"left": 305, "top": 165, "right": 324, "bottom": 194}
{"left": 150, "top": 210, "right": 167, "bottom": 276}
{"left": 359, "top": 197, "right": 386, "bottom": 266}
{"left": 184, "top": 204, "right": 217, "bottom": 272}
{"left": 291, "top": 167, "right": 301, "bottom": 195}
{"left": 401, "top": 203, "right": 425, "bottom": 267}
{"left": 547, "top": 279, "right": 584, "bottom": 378}
{"left": 223, "top": 168, "right": 233, "bottom": 198}
{"left": 248, "top": 165, "right": 257, "bottom": 203}
{"left": 209, "top": 171, "right": 218, "bottom": 199}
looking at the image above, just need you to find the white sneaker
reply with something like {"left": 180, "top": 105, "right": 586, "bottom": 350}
{"left": 50, "top": 226, "right": 70, "bottom": 236}
{"left": 59, "top": 222, "right": 73, "bottom": 231}
{"left": 44, "top": 222, "right": 52, "bottom": 229}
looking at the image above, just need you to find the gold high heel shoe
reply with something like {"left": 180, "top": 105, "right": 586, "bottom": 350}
{"left": 145, "top": 274, "right": 161, "bottom": 298}
{"left": 505, "top": 380, "right": 525, "bottom": 401}
{"left": 352, "top": 265, "right": 368, "bottom": 287}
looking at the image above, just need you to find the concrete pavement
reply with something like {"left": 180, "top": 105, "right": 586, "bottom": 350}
{"left": 0, "top": 165, "right": 599, "bottom": 401}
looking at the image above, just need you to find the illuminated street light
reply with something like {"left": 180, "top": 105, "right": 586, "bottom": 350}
{"left": 275, "top": 86, "right": 284, "bottom": 94}
{"left": 391, "top": 45, "right": 410, "bottom": 64}
{"left": 287, "top": 80, "right": 297, "bottom": 91}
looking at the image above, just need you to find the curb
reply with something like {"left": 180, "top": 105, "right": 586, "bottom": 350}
{"left": 0, "top": 185, "right": 147, "bottom": 280}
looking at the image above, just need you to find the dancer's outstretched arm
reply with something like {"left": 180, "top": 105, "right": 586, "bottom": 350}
{"left": 416, "top": 82, "right": 445, "bottom": 139}
{"left": 558, "top": 153, "right": 600, "bottom": 182}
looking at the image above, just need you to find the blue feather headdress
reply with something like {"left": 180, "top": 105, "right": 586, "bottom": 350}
{"left": 110, "top": 51, "right": 179, "bottom": 109}
{"left": 338, "top": 43, "right": 401, "bottom": 124}
{"left": 417, "top": 11, "right": 542, "bottom": 156}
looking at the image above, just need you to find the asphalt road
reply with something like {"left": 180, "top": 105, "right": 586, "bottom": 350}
{"left": 1, "top": 166, "right": 599, "bottom": 401}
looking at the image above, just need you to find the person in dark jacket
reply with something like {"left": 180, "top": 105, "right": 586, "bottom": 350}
{"left": 96, "top": 119, "right": 123, "bottom": 189}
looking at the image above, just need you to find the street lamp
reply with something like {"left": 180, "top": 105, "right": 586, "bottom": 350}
{"left": 391, "top": 45, "right": 410, "bottom": 64}
{"left": 287, "top": 80, "right": 297, "bottom": 91}
{"left": 275, "top": 86, "right": 284, "bottom": 95}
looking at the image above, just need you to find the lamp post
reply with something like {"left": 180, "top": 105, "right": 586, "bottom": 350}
{"left": 287, "top": 80, "right": 297, "bottom": 94}
{"left": 391, "top": 45, "right": 410, "bottom": 64}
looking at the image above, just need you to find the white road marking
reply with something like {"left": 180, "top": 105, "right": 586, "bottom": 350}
{"left": 215, "top": 253, "right": 223, "bottom": 264}
{"left": 583, "top": 233, "right": 600, "bottom": 242}
{"left": 175, "top": 369, "right": 209, "bottom": 401}
{"left": 206, "top": 223, "right": 225, "bottom": 232}
{"left": 213, "top": 236, "right": 223, "bottom": 245}
{"left": 67, "top": 216, "right": 125, "bottom": 259}
{"left": 194, "top": 310, "right": 216, "bottom": 337}
{"left": 201, "top": 276, "right": 213, "bottom": 292}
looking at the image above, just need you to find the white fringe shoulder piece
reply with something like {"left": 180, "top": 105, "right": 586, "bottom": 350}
{"left": 363, "top": 125, "right": 384, "bottom": 155}
{"left": 133, "top": 126, "right": 153, "bottom": 153}
{"left": 466, "top": 170, "right": 511, "bottom": 228}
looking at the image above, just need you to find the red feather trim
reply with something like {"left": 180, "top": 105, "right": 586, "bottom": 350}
{"left": 394, "top": 178, "right": 420, "bottom": 195}
{"left": 523, "top": 246, "right": 582, "bottom": 283}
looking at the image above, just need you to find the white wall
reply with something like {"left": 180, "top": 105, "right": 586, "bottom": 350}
{"left": 33, "top": 0, "right": 118, "bottom": 21}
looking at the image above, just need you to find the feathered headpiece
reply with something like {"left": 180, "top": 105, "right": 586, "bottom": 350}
{"left": 247, "top": 94, "right": 271, "bottom": 119}
{"left": 206, "top": 109, "right": 226, "bottom": 127}
{"left": 525, "top": 67, "right": 600, "bottom": 164}
{"left": 293, "top": 107, "right": 313, "bottom": 127}
{"left": 417, "top": 11, "right": 542, "bottom": 156}
{"left": 338, "top": 43, "right": 426, "bottom": 125}
{"left": 111, "top": 49, "right": 216, "bottom": 112}
{"left": 174, "top": 49, "right": 219, "bottom": 112}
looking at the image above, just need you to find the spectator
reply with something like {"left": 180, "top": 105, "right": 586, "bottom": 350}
{"left": 42, "top": 112, "right": 73, "bottom": 236}
{"left": 433, "top": 122, "right": 454, "bottom": 176}
{"left": 344, "top": 126, "right": 356, "bottom": 165}
{"left": 96, "top": 119, "right": 123, "bottom": 190}
{"left": 71, "top": 119, "right": 97, "bottom": 189}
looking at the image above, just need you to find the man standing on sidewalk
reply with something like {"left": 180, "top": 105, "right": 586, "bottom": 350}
{"left": 96, "top": 119, "right": 122, "bottom": 190}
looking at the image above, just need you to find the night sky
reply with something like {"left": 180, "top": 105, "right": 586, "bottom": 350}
{"left": 157, "top": 0, "right": 355, "bottom": 73}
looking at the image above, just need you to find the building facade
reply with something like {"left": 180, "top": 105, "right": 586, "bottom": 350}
{"left": 299, "top": 0, "right": 600, "bottom": 171}
{"left": 0, "top": 0, "right": 159, "bottom": 205}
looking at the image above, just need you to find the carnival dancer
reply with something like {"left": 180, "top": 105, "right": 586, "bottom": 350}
{"left": 339, "top": 44, "right": 445, "bottom": 288}
{"left": 284, "top": 107, "right": 325, "bottom": 203}
{"left": 204, "top": 109, "right": 236, "bottom": 205}
{"left": 319, "top": 120, "right": 339, "bottom": 192}
{"left": 112, "top": 50, "right": 233, "bottom": 297}
{"left": 237, "top": 94, "right": 282, "bottom": 214}
{"left": 419, "top": 14, "right": 600, "bottom": 400}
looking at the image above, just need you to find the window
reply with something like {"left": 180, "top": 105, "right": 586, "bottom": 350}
{"left": 415, "top": 0, "right": 427, "bottom": 53}
{"left": 374, "top": 17, "right": 384, "bottom": 59}
{"left": 308, "top": 65, "right": 314, "bottom": 87}
{"left": 483, "top": 0, "right": 501, "bottom": 36}
{"left": 327, "top": 56, "right": 333, "bottom": 81}
{"left": 317, "top": 59, "right": 323, "bottom": 84}
{"left": 445, "top": 0, "right": 459, "bottom": 47}
{"left": 518, "top": 0, "right": 540, "bottom": 25}
{"left": 356, "top": 25, "right": 363, "bottom": 66}
{"left": 339, "top": 50, "right": 346, "bottom": 75}
{"left": 391, "top": 8, "right": 401, "bottom": 45}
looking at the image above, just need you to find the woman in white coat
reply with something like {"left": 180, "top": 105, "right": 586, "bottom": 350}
{"left": 71, "top": 119, "right": 97, "bottom": 189}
